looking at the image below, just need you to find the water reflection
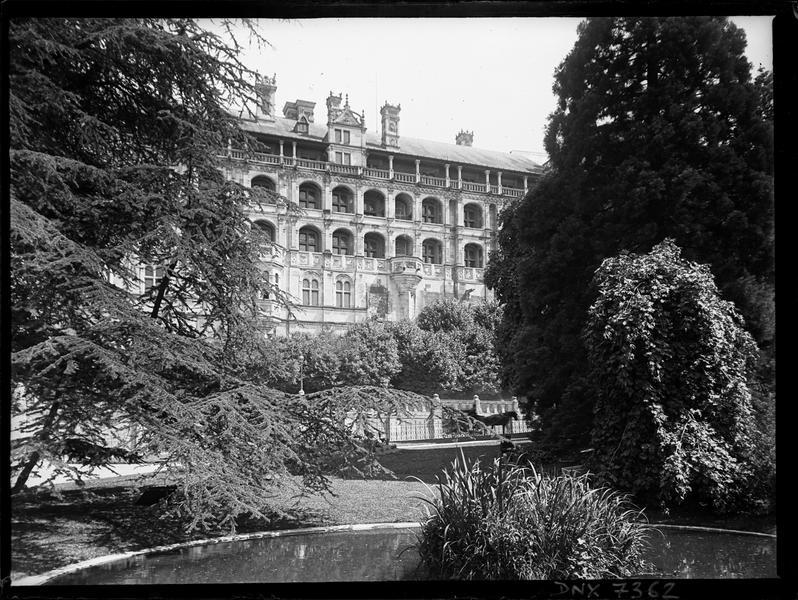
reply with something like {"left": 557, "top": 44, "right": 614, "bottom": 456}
{"left": 46, "top": 527, "right": 775, "bottom": 584}
{"left": 650, "top": 530, "right": 775, "bottom": 579}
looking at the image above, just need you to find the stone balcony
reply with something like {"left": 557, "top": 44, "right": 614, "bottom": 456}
{"left": 388, "top": 256, "right": 423, "bottom": 293}
{"left": 224, "top": 150, "right": 527, "bottom": 198}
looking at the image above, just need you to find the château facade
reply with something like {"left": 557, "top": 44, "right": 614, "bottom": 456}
{"left": 222, "top": 75, "right": 543, "bottom": 334}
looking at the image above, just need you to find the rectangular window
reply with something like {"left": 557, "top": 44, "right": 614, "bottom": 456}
{"left": 343, "top": 153, "right": 351, "bottom": 165}
{"left": 343, "top": 130, "right": 350, "bottom": 144}
{"left": 143, "top": 265, "right": 164, "bottom": 293}
{"left": 335, "top": 152, "right": 343, "bottom": 164}
{"left": 335, "top": 129, "right": 342, "bottom": 143}
{"left": 299, "top": 189, "right": 317, "bottom": 209}
{"left": 311, "top": 280, "right": 319, "bottom": 306}
{"left": 299, "top": 232, "right": 317, "bottom": 252}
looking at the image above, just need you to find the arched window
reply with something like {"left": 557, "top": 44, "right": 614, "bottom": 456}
{"left": 253, "top": 219, "right": 275, "bottom": 243}
{"left": 364, "top": 190, "right": 386, "bottom": 217}
{"left": 335, "top": 279, "right": 352, "bottom": 308}
{"left": 395, "top": 235, "right": 413, "bottom": 257}
{"left": 298, "top": 226, "right": 320, "bottom": 252}
{"left": 143, "top": 265, "right": 164, "bottom": 293}
{"left": 364, "top": 232, "right": 385, "bottom": 258}
{"left": 302, "top": 277, "right": 320, "bottom": 306}
{"left": 395, "top": 193, "right": 413, "bottom": 221}
{"left": 464, "top": 243, "right": 484, "bottom": 268}
{"left": 463, "top": 203, "right": 483, "bottom": 228}
{"left": 332, "top": 229, "right": 353, "bottom": 255}
{"left": 422, "top": 239, "right": 442, "bottom": 264}
{"left": 422, "top": 197, "right": 442, "bottom": 224}
{"left": 251, "top": 175, "right": 276, "bottom": 191}
{"left": 298, "top": 182, "right": 320, "bottom": 209}
{"left": 332, "top": 186, "right": 353, "bottom": 213}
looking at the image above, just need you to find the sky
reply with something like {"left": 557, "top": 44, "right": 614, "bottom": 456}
{"left": 215, "top": 17, "right": 774, "bottom": 161}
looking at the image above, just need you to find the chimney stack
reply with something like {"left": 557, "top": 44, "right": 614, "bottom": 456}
{"left": 380, "top": 102, "right": 401, "bottom": 148}
{"left": 283, "top": 99, "right": 315, "bottom": 122}
{"left": 254, "top": 73, "right": 277, "bottom": 121}
{"left": 455, "top": 130, "right": 474, "bottom": 146}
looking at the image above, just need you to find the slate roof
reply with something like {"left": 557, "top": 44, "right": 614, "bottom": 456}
{"left": 239, "top": 116, "right": 542, "bottom": 174}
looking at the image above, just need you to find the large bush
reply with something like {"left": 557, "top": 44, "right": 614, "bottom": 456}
{"left": 585, "top": 240, "right": 767, "bottom": 511}
{"left": 339, "top": 320, "right": 402, "bottom": 386}
{"left": 414, "top": 299, "right": 504, "bottom": 396}
{"left": 417, "top": 454, "right": 650, "bottom": 579}
{"left": 257, "top": 301, "right": 504, "bottom": 397}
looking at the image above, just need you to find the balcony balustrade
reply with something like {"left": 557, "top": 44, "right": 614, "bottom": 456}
{"left": 420, "top": 175, "right": 446, "bottom": 187}
{"left": 455, "top": 266, "right": 485, "bottom": 282}
{"left": 330, "top": 163, "right": 359, "bottom": 176}
{"left": 394, "top": 172, "right": 415, "bottom": 183}
{"left": 363, "top": 167, "right": 390, "bottom": 179}
{"left": 295, "top": 157, "right": 327, "bottom": 171}
{"left": 389, "top": 256, "right": 424, "bottom": 274}
{"left": 461, "top": 181, "right": 483, "bottom": 193}
{"left": 224, "top": 150, "right": 528, "bottom": 198}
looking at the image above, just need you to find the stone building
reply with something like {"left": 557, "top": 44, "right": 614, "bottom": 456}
{"left": 220, "top": 74, "right": 543, "bottom": 334}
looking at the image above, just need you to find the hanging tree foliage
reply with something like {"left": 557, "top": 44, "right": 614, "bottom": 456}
{"left": 584, "top": 240, "right": 763, "bottom": 511}
{"left": 9, "top": 18, "right": 427, "bottom": 529}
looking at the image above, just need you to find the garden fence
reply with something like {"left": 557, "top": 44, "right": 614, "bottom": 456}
{"left": 347, "top": 398, "right": 532, "bottom": 443}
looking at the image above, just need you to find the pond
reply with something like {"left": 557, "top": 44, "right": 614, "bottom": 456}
{"left": 36, "top": 524, "right": 775, "bottom": 584}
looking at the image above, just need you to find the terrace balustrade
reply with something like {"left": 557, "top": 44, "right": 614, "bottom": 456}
{"left": 225, "top": 150, "right": 525, "bottom": 197}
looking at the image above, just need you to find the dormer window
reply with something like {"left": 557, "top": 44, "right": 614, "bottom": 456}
{"left": 294, "top": 115, "right": 310, "bottom": 134}
{"left": 334, "top": 129, "right": 350, "bottom": 145}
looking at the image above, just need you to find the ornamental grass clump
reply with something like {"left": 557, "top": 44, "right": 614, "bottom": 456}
{"left": 417, "top": 452, "right": 651, "bottom": 579}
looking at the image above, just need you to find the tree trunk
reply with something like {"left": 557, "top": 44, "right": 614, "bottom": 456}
{"left": 150, "top": 259, "right": 179, "bottom": 320}
{"left": 12, "top": 400, "right": 60, "bottom": 494}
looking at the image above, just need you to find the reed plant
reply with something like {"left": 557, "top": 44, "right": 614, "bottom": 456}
{"left": 416, "top": 452, "right": 651, "bottom": 579}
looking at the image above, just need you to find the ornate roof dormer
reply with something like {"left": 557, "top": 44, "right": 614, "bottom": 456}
{"left": 327, "top": 91, "right": 365, "bottom": 129}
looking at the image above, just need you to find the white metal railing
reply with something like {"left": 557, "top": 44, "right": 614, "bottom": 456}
{"left": 348, "top": 402, "right": 532, "bottom": 443}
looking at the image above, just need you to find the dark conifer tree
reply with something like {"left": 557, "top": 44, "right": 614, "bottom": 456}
{"left": 9, "top": 19, "right": 425, "bottom": 530}
{"left": 486, "top": 17, "right": 773, "bottom": 456}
